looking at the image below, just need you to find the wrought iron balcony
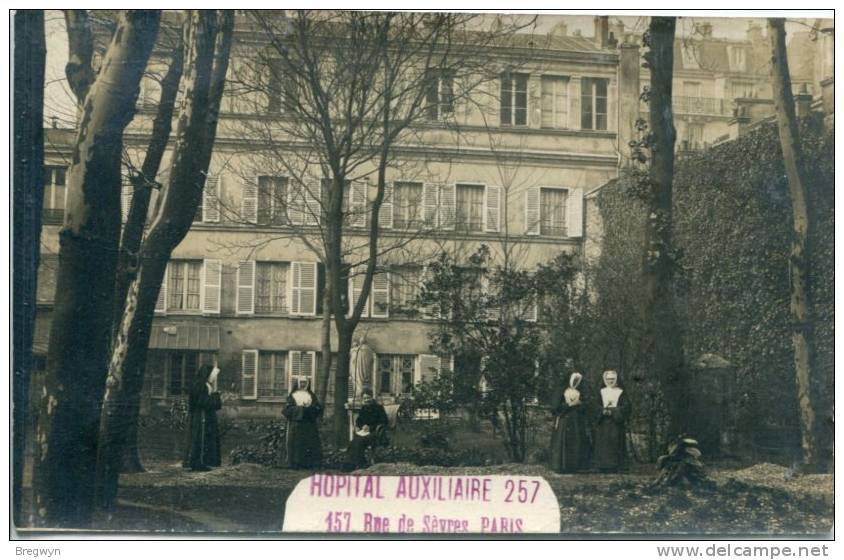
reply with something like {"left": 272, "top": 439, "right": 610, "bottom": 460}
{"left": 672, "top": 96, "right": 732, "bottom": 116}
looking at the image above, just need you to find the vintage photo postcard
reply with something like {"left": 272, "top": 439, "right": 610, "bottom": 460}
{"left": 10, "top": 8, "right": 834, "bottom": 539}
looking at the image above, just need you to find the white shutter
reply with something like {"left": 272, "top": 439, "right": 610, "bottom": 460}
{"left": 305, "top": 179, "right": 321, "bottom": 225}
{"left": 154, "top": 264, "right": 168, "bottom": 314}
{"left": 288, "top": 350, "right": 315, "bottom": 391}
{"left": 347, "top": 268, "right": 368, "bottom": 318}
{"left": 378, "top": 181, "right": 394, "bottom": 229}
{"left": 241, "top": 349, "right": 258, "bottom": 399}
{"left": 287, "top": 180, "right": 305, "bottom": 225}
{"left": 422, "top": 182, "right": 438, "bottom": 228}
{"left": 121, "top": 179, "right": 133, "bottom": 223}
{"left": 236, "top": 260, "right": 255, "bottom": 315}
{"left": 370, "top": 272, "right": 390, "bottom": 318}
{"left": 305, "top": 351, "right": 316, "bottom": 388}
{"left": 439, "top": 183, "right": 456, "bottom": 230}
{"left": 420, "top": 265, "right": 436, "bottom": 319}
{"left": 349, "top": 180, "right": 367, "bottom": 228}
{"left": 203, "top": 174, "right": 221, "bottom": 222}
{"left": 416, "top": 354, "right": 441, "bottom": 385}
{"left": 567, "top": 187, "right": 584, "bottom": 237}
{"left": 291, "top": 262, "right": 316, "bottom": 316}
{"left": 525, "top": 186, "right": 540, "bottom": 235}
{"left": 485, "top": 185, "right": 502, "bottom": 233}
{"left": 242, "top": 178, "right": 258, "bottom": 224}
{"left": 201, "top": 259, "right": 222, "bottom": 314}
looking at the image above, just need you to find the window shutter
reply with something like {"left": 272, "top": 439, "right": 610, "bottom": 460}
{"left": 305, "top": 351, "right": 316, "bottom": 387}
{"left": 420, "top": 265, "right": 436, "bottom": 319}
{"left": 481, "top": 274, "right": 500, "bottom": 320}
{"left": 242, "top": 178, "right": 258, "bottom": 224}
{"left": 422, "top": 182, "right": 438, "bottom": 228}
{"left": 566, "top": 187, "right": 584, "bottom": 237}
{"left": 525, "top": 186, "right": 540, "bottom": 235}
{"left": 147, "top": 187, "right": 159, "bottom": 224}
{"left": 349, "top": 180, "right": 367, "bottom": 228}
{"left": 287, "top": 180, "right": 305, "bottom": 225}
{"left": 154, "top": 264, "right": 168, "bottom": 314}
{"left": 439, "top": 183, "right": 456, "bottom": 230}
{"left": 288, "top": 350, "right": 314, "bottom": 392}
{"left": 305, "top": 179, "right": 321, "bottom": 225}
{"left": 236, "top": 260, "right": 256, "bottom": 315}
{"left": 485, "top": 185, "right": 502, "bottom": 233}
{"left": 416, "top": 354, "right": 441, "bottom": 385}
{"left": 370, "top": 272, "right": 390, "bottom": 318}
{"left": 241, "top": 349, "right": 258, "bottom": 399}
{"left": 203, "top": 174, "right": 221, "bottom": 222}
{"left": 291, "top": 262, "right": 317, "bottom": 316}
{"left": 378, "top": 181, "right": 394, "bottom": 229}
{"left": 121, "top": 179, "right": 133, "bottom": 223}
{"left": 200, "top": 259, "right": 222, "bottom": 314}
{"left": 347, "top": 268, "right": 368, "bottom": 318}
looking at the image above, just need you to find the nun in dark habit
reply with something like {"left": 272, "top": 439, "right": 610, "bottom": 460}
{"left": 593, "top": 369, "right": 631, "bottom": 472}
{"left": 283, "top": 383, "right": 323, "bottom": 469}
{"left": 184, "top": 361, "right": 223, "bottom": 471}
{"left": 549, "top": 372, "right": 591, "bottom": 473}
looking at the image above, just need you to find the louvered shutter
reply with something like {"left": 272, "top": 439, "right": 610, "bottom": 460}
{"left": 304, "top": 351, "right": 316, "bottom": 388}
{"left": 241, "top": 349, "right": 258, "bottom": 399}
{"left": 525, "top": 186, "right": 540, "bottom": 235}
{"left": 201, "top": 259, "right": 222, "bottom": 314}
{"left": 291, "top": 262, "right": 317, "bottom": 316}
{"left": 420, "top": 265, "right": 436, "bottom": 319}
{"left": 121, "top": 179, "right": 133, "bottom": 223}
{"left": 422, "top": 182, "right": 438, "bottom": 228}
{"left": 482, "top": 274, "right": 500, "bottom": 321}
{"left": 203, "top": 175, "right": 221, "bottom": 222}
{"left": 378, "top": 181, "right": 394, "bottom": 229}
{"left": 347, "top": 268, "right": 368, "bottom": 318}
{"left": 439, "top": 183, "right": 456, "bottom": 230}
{"left": 242, "top": 179, "right": 258, "bottom": 224}
{"left": 370, "top": 272, "right": 390, "bottom": 318}
{"left": 287, "top": 180, "right": 307, "bottom": 225}
{"left": 236, "top": 260, "right": 255, "bottom": 315}
{"left": 485, "top": 185, "right": 502, "bottom": 233}
{"left": 289, "top": 350, "right": 315, "bottom": 391}
{"left": 154, "top": 264, "right": 168, "bottom": 314}
{"left": 305, "top": 179, "right": 321, "bottom": 225}
{"left": 566, "top": 187, "right": 583, "bottom": 237}
{"left": 416, "top": 354, "right": 441, "bottom": 385}
{"left": 349, "top": 181, "right": 367, "bottom": 228}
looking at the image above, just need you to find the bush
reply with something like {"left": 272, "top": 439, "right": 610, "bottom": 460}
{"left": 651, "top": 435, "right": 709, "bottom": 488}
{"left": 230, "top": 419, "right": 287, "bottom": 467}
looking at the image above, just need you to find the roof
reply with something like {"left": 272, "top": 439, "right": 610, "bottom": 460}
{"left": 149, "top": 324, "right": 221, "bottom": 351}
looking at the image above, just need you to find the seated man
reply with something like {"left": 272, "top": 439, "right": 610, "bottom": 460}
{"left": 348, "top": 389, "right": 389, "bottom": 469}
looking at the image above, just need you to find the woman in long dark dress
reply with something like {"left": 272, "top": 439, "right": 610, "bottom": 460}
{"left": 184, "top": 362, "right": 223, "bottom": 471}
{"left": 283, "top": 384, "right": 323, "bottom": 469}
{"left": 549, "top": 372, "right": 591, "bottom": 473}
{"left": 593, "top": 369, "right": 631, "bottom": 472}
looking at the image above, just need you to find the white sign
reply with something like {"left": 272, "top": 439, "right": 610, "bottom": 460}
{"left": 282, "top": 474, "right": 560, "bottom": 534}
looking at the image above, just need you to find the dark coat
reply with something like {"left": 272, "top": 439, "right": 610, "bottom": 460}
{"left": 348, "top": 401, "right": 389, "bottom": 469}
{"left": 549, "top": 397, "right": 591, "bottom": 473}
{"left": 184, "top": 382, "right": 222, "bottom": 469}
{"left": 283, "top": 392, "right": 323, "bottom": 469}
{"left": 593, "top": 390, "right": 631, "bottom": 471}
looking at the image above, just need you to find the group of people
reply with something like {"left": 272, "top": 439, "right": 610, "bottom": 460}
{"left": 548, "top": 369, "right": 631, "bottom": 474}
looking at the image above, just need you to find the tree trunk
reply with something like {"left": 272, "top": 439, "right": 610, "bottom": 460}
{"left": 332, "top": 331, "right": 354, "bottom": 447}
{"left": 768, "top": 18, "right": 820, "bottom": 470}
{"left": 13, "top": 10, "right": 46, "bottom": 528}
{"left": 641, "top": 16, "right": 687, "bottom": 438}
{"left": 94, "top": 10, "right": 232, "bottom": 510}
{"left": 317, "top": 288, "right": 332, "bottom": 407}
{"left": 33, "top": 10, "right": 161, "bottom": 528}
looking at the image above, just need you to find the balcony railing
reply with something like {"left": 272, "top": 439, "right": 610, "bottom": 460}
{"left": 672, "top": 96, "right": 732, "bottom": 116}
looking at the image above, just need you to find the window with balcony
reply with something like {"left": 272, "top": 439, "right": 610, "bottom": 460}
{"left": 167, "top": 260, "right": 203, "bottom": 312}
{"left": 500, "top": 72, "right": 528, "bottom": 126}
{"left": 42, "top": 166, "right": 67, "bottom": 224}
{"left": 425, "top": 70, "right": 454, "bottom": 121}
{"left": 581, "top": 78, "right": 608, "bottom": 131}
{"left": 540, "top": 75, "right": 568, "bottom": 129}
{"left": 393, "top": 181, "right": 423, "bottom": 230}
{"left": 683, "top": 81, "right": 702, "bottom": 98}
{"left": 456, "top": 183, "right": 485, "bottom": 233}
{"left": 257, "top": 175, "right": 288, "bottom": 225}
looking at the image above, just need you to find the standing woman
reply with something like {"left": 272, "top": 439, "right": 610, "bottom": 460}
{"left": 593, "top": 369, "right": 631, "bottom": 472}
{"left": 549, "top": 372, "right": 591, "bottom": 473}
{"left": 184, "top": 359, "right": 223, "bottom": 471}
{"left": 284, "top": 383, "right": 323, "bottom": 469}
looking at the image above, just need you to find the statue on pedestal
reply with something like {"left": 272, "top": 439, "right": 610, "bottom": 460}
{"left": 349, "top": 335, "right": 375, "bottom": 401}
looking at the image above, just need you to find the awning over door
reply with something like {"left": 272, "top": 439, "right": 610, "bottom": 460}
{"left": 149, "top": 324, "right": 221, "bottom": 351}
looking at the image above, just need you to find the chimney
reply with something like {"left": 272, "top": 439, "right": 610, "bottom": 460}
{"left": 548, "top": 22, "right": 568, "bottom": 38}
{"left": 593, "top": 15, "right": 609, "bottom": 48}
{"left": 609, "top": 20, "right": 625, "bottom": 42}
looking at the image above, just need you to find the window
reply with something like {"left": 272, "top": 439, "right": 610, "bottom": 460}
{"left": 681, "top": 44, "right": 701, "bottom": 69}
{"left": 686, "top": 123, "right": 704, "bottom": 150}
{"left": 732, "top": 81, "right": 754, "bottom": 99}
{"left": 426, "top": 70, "right": 454, "bottom": 121}
{"left": 500, "top": 72, "right": 528, "bottom": 126}
{"left": 348, "top": 270, "right": 390, "bottom": 318}
{"left": 146, "top": 350, "right": 216, "bottom": 399}
{"left": 581, "top": 78, "right": 608, "bottom": 131}
{"left": 393, "top": 181, "right": 423, "bottom": 229}
{"left": 254, "top": 261, "right": 289, "bottom": 314}
{"left": 258, "top": 351, "right": 287, "bottom": 399}
{"left": 390, "top": 266, "right": 422, "bottom": 316}
{"left": 43, "top": 166, "right": 67, "bottom": 223}
{"left": 37, "top": 254, "right": 59, "bottom": 303}
{"left": 167, "top": 260, "right": 202, "bottom": 311}
{"left": 456, "top": 183, "right": 485, "bottom": 232}
{"left": 540, "top": 76, "right": 568, "bottom": 129}
{"left": 266, "top": 59, "right": 297, "bottom": 113}
{"left": 540, "top": 188, "right": 568, "bottom": 237}
{"left": 257, "top": 175, "right": 288, "bottom": 225}
{"left": 728, "top": 46, "right": 747, "bottom": 72}
{"left": 193, "top": 175, "right": 220, "bottom": 223}
{"left": 377, "top": 354, "right": 415, "bottom": 396}
{"left": 683, "top": 81, "right": 702, "bottom": 98}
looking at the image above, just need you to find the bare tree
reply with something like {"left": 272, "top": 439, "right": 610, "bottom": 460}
{"left": 640, "top": 16, "right": 687, "bottom": 438}
{"left": 767, "top": 18, "right": 820, "bottom": 470}
{"left": 34, "top": 10, "right": 161, "bottom": 528}
{"left": 95, "top": 10, "right": 234, "bottom": 510}
{"left": 13, "top": 9, "right": 46, "bottom": 528}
